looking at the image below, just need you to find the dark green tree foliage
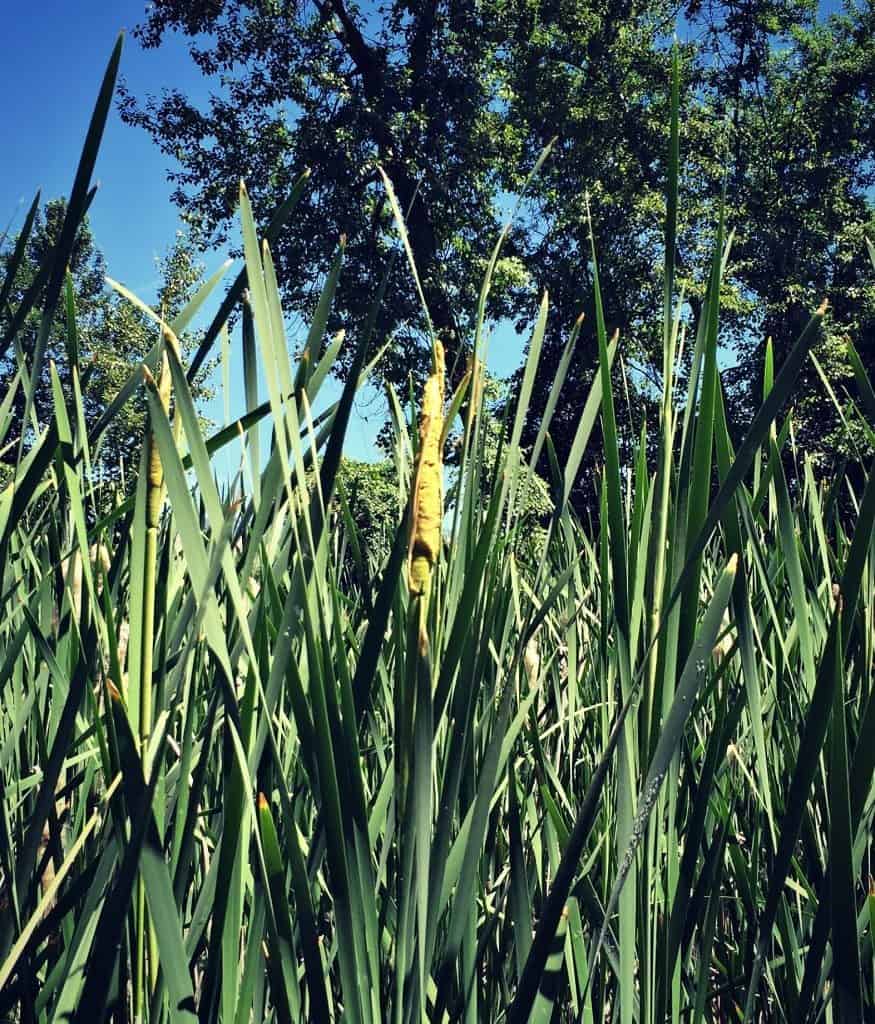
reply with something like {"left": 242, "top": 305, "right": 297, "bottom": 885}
{"left": 120, "top": 0, "right": 516, "bottom": 388}
{"left": 710, "top": 6, "right": 875, "bottom": 459}
{"left": 506, "top": 1, "right": 875, "bottom": 495}
{"left": 0, "top": 201, "right": 208, "bottom": 486}
{"left": 122, "top": 0, "right": 875, "bottom": 503}
{"left": 335, "top": 457, "right": 400, "bottom": 583}
{"left": 1, "top": 200, "right": 105, "bottom": 450}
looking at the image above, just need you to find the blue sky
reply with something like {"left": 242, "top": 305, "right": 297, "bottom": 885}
{"left": 2, "top": 4, "right": 206, "bottom": 297}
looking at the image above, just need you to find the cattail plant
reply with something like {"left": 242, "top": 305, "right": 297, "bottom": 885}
{"left": 0, "top": 37, "right": 873, "bottom": 1024}
{"left": 134, "top": 343, "right": 172, "bottom": 1014}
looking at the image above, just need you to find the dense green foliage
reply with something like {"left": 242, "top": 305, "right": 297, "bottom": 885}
{"left": 121, "top": 0, "right": 875, "bottom": 499}
{"left": 335, "top": 456, "right": 401, "bottom": 578}
{"left": 1, "top": 29, "right": 875, "bottom": 1024}
{"left": 0, "top": 201, "right": 210, "bottom": 488}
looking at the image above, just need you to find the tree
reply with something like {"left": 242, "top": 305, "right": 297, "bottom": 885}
{"left": 502, "top": 1, "right": 875, "bottom": 502}
{"left": 120, "top": 0, "right": 525, "bottom": 390}
{"left": 0, "top": 200, "right": 210, "bottom": 489}
{"left": 121, "top": 0, "right": 875, "bottom": 507}
{"left": 334, "top": 457, "right": 401, "bottom": 584}
{"left": 711, "top": 5, "right": 875, "bottom": 464}
{"left": 511, "top": 2, "right": 875, "bottom": 489}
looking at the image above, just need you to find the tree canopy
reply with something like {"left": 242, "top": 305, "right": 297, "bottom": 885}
{"left": 0, "top": 200, "right": 209, "bottom": 489}
{"left": 121, "top": 0, "right": 875, "bottom": 504}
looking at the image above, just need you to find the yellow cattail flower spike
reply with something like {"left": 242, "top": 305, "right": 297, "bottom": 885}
{"left": 144, "top": 349, "right": 172, "bottom": 531}
{"left": 409, "top": 340, "right": 445, "bottom": 596}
